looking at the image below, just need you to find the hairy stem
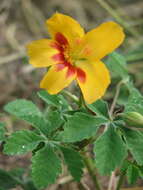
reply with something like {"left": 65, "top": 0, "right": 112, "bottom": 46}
{"left": 107, "top": 172, "right": 117, "bottom": 190}
{"left": 77, "top": 182, "right": 90, "bottom": 190}
{"left": 62, "top": 90, "right": 79, "bottom": 103}
{"left": 107, "top": 81, "right": 124, "bottom": 190}
{"left": 82, "top": 152, "right": 101, "bottom": 190}
{"left": 109, "top": 80, "right": 123, "bottom": 117}
{"left": 116, "top": 173, "right": 125, "bottom": 190}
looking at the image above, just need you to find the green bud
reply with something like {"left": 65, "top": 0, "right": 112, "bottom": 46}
{"left": 123, "top": 112, "right": 143, "bottom": 128}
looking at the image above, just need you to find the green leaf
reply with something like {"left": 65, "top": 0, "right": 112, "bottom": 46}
{"left": 87, "top": 99, "right": 109, "bottom": 119}
{"left": 121, "top": 160, "right": 130, "bottom": 174}
{"left": 0, "top": 122, "right": 6, "bottom": 142}
{"left": 127, "top": 164, "right": 139, "bottom": 184}
{"left": 47, "top": 111, "right": 64, "bottom": 133}
{"left": 124, "top": 87, "right": 143, "bottom": 115}
{"left": 4, "top": 99, "right": 49, "bottom": 133}
{"left": 124, "top": 129, "right": 143, "bottom": 165}
{"left": 59, "top": 113, "right": 107, "bottom": 142}
{"left": 58, "top": 94, "right": 70, "bottom": 110}
{"left": 106, "top": 52, "right": 128, "bottom": 79}
{"left": 37, "top": 90, "right": 69, "bottom": 110}
{"left": 4, "top": 99, "right": 41, "bottom": 117}
{"left": 117, "top": 85, "right": 130, "bottom": 106}
{"left": 0, "top": 169, "right": 19, "bottom": 189}
{"left": 4, "top": 130, "right": 44, "bottom": 155}
{"left": 60, "top": 146, "right": 84, "bottom": 181}
{"left": 94, "top": 125, "right": 127, "bottom": 175}
{"left": 38, "top": 90, "right": 60, "bottom": 107}
{"left": 32, "top": 145, "right": 62, "bottom": 189}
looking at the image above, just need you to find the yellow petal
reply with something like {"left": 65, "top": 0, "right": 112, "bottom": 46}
{"left": 27, "top": 39, "right": 59, "bottom": 68}
{"left": 76, "top": 61, "right": 110, "bottom": 104}
{"left": 81, "top": 21, "right": 125, "bottom": 60}
{"left": 40, "top": 65, "right": 75, "bottom": 94}
{"left": 46, "top": 13, "right": 84, "bottom": 45}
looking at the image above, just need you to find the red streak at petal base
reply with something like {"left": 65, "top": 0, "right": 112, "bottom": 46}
{"left": 55, "top": 61, "right": 76, "bottom": 78}
{"left": 52, "top": 53, "right": 65, "bottom": 62}
{"left": 56, "top": 63, "right": 66, "bottom": 71}
{"left": 55, "top": 33, "right": 68, "bottom": 46}
{"left": 56, "top": 61, "right": 70, "bottom": 71}
{"left": 50, "top": 42, "right": 64, "bottom": 52}
{"left": 76, "top": 68, "right": 86, "bottom": 83}
{"left": 66, "top": 64, "right": 76, "bottom": 78}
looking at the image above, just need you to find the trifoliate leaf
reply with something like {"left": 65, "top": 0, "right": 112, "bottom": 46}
{"left": 94, "top": 125, "right": 127, "bottom": 175}
{"left": 59, "top": 113, "right": 107, "bottom": 142}
{"left": 60, "top": 146, "right": 84, "bottom": 181}
{"left": 47, "top": 111, "right": 64, "bottom": 133}
{"left": 124, "top": 129, "right": 143, "bottom": 165}
{"left": 32, "top": 145, "right": 62, "bottom": 189}
{"left": 4, "top": 99, "right": 49, "bottom": 134}
{"left": 4, "top": 130, "right": 44, "bottom": 155}
{"left": 37, "top": 90, "right": 69, "bottom": 110}
{"left": 87, "top": 99, "right": 109, "bottom": 119}
{"left": 37, "top": 90, "right": 60, "bottom": 107}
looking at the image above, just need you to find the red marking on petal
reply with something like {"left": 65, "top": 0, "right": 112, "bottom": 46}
{"left": 64, "top": 61, "right": 71, "bottom": 67}
{"left": 56, "top": 61, "right": 69, "bottom": 71}
{"left": 52, "top": 53, "right": 65, "bottom": 62}
{"left": 50, "top": 42, "right": 64, "bottom": 52}
{"left": 66, "top": 64, "right": 76, "bottom": 78}
{"left": 55, "top": 61, "right": 76, "bottom": 78}
{"left": 55, "top": 33, "right": 68, "bottom": 46}
{"left": 76, "top": 68, "right": 86, "bottom": 83}
{"left": 56, "top": 63, "right": 66, "bottom": 71}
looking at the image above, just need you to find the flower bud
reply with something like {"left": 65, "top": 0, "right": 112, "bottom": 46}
{"left": 123, "top": 112, "right": 143, "bottom": 128}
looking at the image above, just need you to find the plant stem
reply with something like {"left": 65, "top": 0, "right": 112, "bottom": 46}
{"left": 109, "top": 80, "right": 123, "bottom": 117}
{"left": 96, "top": 0, "right": 140, "bottom": 38}
{"left": 62, "top": 90, "right": 79, "bottom": 103}
{"left": 77, "top": 182, "right": 90, "bottom": 190}
{"left": 107, "top": 172, "right": 117, "bottom": 190}
{"left": 116, "top": 173, "right": 125, "bottom": 190}
{"left": 82, "top": 152, "right": 101, "bottom": 190}
{"left": 107, "top": 81, "right": 124, "bottom": 190}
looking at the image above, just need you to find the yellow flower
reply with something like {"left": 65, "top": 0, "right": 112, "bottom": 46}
{"left": 27, "top": 13, "right": 125, "bottom": 104}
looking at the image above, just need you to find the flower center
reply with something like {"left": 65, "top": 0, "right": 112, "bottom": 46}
{"left": 51, "top": 32, "right": 86, "bottom": 83}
